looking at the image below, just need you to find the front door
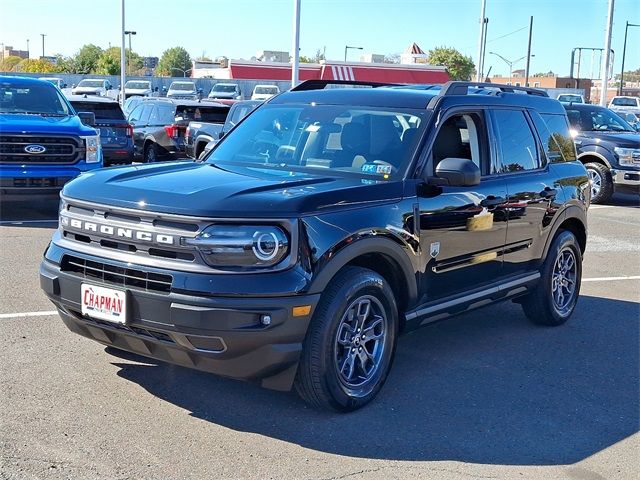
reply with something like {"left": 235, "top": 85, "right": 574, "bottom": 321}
{"left": 416, "top": 110, "right": 508, "bottom": 303}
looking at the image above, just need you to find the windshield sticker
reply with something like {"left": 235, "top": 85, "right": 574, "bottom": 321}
{"left": 361, "top": 164, "right": 392, "bottom": 175}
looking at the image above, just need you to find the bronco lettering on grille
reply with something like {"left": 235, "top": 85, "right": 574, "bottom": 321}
{"left": 62, "top": 217, "right": 175, "bottom": 245}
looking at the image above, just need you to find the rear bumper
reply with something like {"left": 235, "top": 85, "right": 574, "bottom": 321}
{"left": 39, "top": 257, "right": 320, "bottom": 391}
{"left": 102, "top": 145, "right": 134, "bottom": 164}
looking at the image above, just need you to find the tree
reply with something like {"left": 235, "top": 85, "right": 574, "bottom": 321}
{"left": 157, "top": 46, "right": 191, "bottom": 76}
{"left": 94, "top": 47, "right": 144, "bottom": 75}
{"left": 0, "top": 55, "right": 23, "bottom": 72}
{"left": 73, "top": 44, "right": 103, "bottom": 74}
{"left": 15, "top": 58, "right": 60, "bottom": 73}
{"left": 426, "top": 46, "right": 475, "bottom": 81}
{"left": 533, "top": 71, "right": 555, "bottom": 77}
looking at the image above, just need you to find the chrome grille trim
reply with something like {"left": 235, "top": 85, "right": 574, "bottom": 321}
{"left": 0, "top": 135, "right": 83, "bottom": 164}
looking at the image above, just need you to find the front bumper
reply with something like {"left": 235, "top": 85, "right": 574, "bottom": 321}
{"left": 0, "top": 162, "right": 102, "bottom": 198}
{"left": 612, "top": 168, "right": 640, "bottom": 193}
{"left": 39, "top": 257, "right": 320, "bottom": 391}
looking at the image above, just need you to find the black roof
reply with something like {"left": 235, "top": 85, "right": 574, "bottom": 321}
{"left": 271, "top": 80, "right": 565, "bottom": 115}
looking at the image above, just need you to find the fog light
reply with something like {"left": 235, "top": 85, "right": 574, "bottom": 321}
{"left": 260, "top": 314, "right": 272, "bottom": 326}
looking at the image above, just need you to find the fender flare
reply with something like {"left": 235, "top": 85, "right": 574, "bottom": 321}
{"left": 195, "top": 135, "right": 215, "bottom": 155}
{"left": 577, "top": 149, "right": 613, "bottom": 169}
{"left": 542, "top": 204, "right": 588, "bottom": 260}
{"left": 308, "top": 236, "right": 419, "bottom": 306}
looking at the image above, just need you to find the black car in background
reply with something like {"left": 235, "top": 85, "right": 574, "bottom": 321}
{"left": 564, "top": 103, "right": 640, "bottom": 203}
{"left": 127, "top": 98, "right": 228, "bottom": 162}
{"left": 66, "top": 94, "right": 134, "bottom": 165}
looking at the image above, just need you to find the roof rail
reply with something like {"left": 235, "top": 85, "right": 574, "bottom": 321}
{"left": 290, "top": 79, "right": 400, "bottom": 91}
{"left": 439, "top": 81, "right": 548, "bottom": 97}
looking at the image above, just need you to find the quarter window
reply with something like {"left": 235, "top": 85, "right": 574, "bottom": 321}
{"left": 492, "top": 110, "right": 540, "bottom": 173}
{"left": 537, "top": 113, "right": 577, "bottom": 162}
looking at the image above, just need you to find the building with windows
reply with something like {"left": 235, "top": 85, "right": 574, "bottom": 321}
{"left": 2, "top": 46, "right": 29, "bottom": 60}
{"left": 488, "top": 74, "right": 592, "bottom": 101}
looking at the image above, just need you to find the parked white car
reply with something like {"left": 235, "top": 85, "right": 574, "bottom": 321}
{"left": 166, "top": 81, "right": 198, "bottom": 100}
{"left": 124, "top": 80, "right": 152, "bottom": 99}
{"left": 72, "top": 78, "right": 112, "bottom": 96}
{"left": 608, "top": 96, "right": 640, "bottom": 120}
{"left": 38, "top": 77, "right": 67, "bottom": 89}
{"left": 251, "top": 85, "right": 280, "bottom": 101}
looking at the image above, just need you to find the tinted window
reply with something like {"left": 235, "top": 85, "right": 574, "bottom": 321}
{"left": 156, "top": 104, "right": 176, "bottom": 124}
{"left": 565, "top": 107, "right": 633, "bottom": 132}
{"left": 492, "top": 110, "right": 539, "bottom": 173}
{"left": 70, "top": 101, "right": 125, "bottom": 120}
{"left": 0, "top": 81, "right": 71, "bottom": 115}
{"left": 138, "top": 104, "right": 153, "bottom": 124}
{"left": 611, "top": 97, "right": 638, "bottom": 107}
{"left": 431, "top": 112, "right": 486, "bottom": 173}
{"left": 176, "top": 106, "right": 227, "bottom": 123}
{"left": 533, "top": 113, "right": 577, "bottom": 162}
{"left": 170, "top": 83, "right": 196, "bottom": 91}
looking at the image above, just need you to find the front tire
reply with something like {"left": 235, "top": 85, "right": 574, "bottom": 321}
{"left": 521, "top": 230, "right": 582, "bottom": 326}
{"left": 295, "top": 266, "right": 398, "bottom": 412}
{"left": 585, "top": 162, "right": 613, "bottom": 204}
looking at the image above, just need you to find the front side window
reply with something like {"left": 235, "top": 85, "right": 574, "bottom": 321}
{"left": 431, "top": 112, "right": 485, "bottom": 173}
{"left": 207, "top": 104, "right": 427, "bottom": 181}
{"left": 491, "top": 109, "right": 540, "bottom": 173}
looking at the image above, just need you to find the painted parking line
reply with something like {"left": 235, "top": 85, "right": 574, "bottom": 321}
{"left": 2, "top": 274, "right": 639, "bottom": 320}
{"left": 0, "top": 219, "right": 58, "bottom": 225}
{"left": 0, "top": 311, "right": 58, "bottom": 319}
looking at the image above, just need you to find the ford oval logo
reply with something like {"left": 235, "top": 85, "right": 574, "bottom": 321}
{"left": 24, "top": 144, "right": 47, "bottom": 154}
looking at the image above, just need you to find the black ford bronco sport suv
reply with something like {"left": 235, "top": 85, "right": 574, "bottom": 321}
{"left": 40, "top": 81, "right": 590, "bottom": 412}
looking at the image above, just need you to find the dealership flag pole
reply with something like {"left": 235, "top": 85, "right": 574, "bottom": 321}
{"left": 120, "top": 0, "right": 126, "bottom": 106}
{"left": 292, "top": 0, "right": 301, "bottom": 87}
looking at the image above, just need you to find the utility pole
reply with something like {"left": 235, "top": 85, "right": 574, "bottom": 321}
{"left": 524, "top": 16, "right": 533, "bottom": 86}
{"left": 291, "top": 0, "right": 301, "bottom": 87}
{"left": 475, "top": 0, "right": 487, "bottom": 82}
{"left": 40, "top": 34, "right": 46, "bottom": 58}
{"left": 26, "top": 39, "right": 29, "bottom": 59}
{"left": 599, "top": 0, "right": 614, "bottom": 106}
{"left": 120, "top": 0, "right": 126, "bottom": 105}
{"left": 619, "top": 22, "right": 640, "bottom": 95}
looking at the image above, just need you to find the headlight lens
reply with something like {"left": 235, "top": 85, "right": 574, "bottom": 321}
{"left": 614, "top": 147, "right": 640, "bottom": 166}
{"left": 182, "top": 225, "right": 289, "bottom": 268}
{"left": 81, "top": 135, "right": 102, "bottom": 163}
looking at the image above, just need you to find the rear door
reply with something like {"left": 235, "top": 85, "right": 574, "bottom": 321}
{"left": 128, "top": 104, "right": 152, "bottom": 156}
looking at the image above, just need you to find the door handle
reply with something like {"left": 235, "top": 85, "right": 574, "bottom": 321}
{"left": 540, "top": 187, "right": 557, "bottom": 199}
{"left": 480, "top": 196, "right": 506, "bottom": 208}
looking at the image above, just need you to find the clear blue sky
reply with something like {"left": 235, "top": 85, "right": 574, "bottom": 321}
{"left": 1, "top": 0, "right": 638, "bottom": 77}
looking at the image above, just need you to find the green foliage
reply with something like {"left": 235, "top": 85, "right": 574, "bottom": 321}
{"left": 0, "top": 55, "right": 23, "bottom": 72}
{"left": 300, "top": 48, "right": 325, "bottom": 64}
{"left": 533, "top": 71, "right": 555, "bottom": 77}
{"left": 427, "top": 46, "right": 475, "bottom": 81}
{"left": 73, "top": 44, "right": 103, "bottom": 74}
{"left": 157, "top": 46, "right": 191, "bottom": 76}
{"left": 95, "top": 47, "right": 121, "bottom": 75}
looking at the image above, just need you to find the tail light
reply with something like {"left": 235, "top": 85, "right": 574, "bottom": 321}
{"left": 126, "top": 124, "right": 133, "bottom": 138}
{"left": 164, "top": 124, "right": 184, "bottom": 139}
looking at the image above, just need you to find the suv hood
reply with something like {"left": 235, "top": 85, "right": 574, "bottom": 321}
{"left": 576, "top": 130, "right": 640, "bottom": 147}
{"left": 0, "top": 113, "right": 97, "bottom": 136}
{"left": 209, "top": 92, "right": 235, "bottom": 99}
{"left": 62, "top": 161, "right": 402, "bottom": 217}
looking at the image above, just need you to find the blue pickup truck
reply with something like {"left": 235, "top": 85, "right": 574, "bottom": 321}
{"left": 0, "top": 76, "right": 103, "bottom": 199}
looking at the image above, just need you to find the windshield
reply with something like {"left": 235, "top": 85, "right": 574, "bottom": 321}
{"left": 611, "top": 97, "right": 638, "bottom": 107}
{"left": 255, "top": 86, "right": 278, "bottom": 95}
{"left": 213, "top": 84, "right": 237, "bottom": 93}
{"left": 125, "top": 81, "right": 150, "bottom": 89}
{"left": 565, "top": 107, "right": 634, "bottom": 132}
{"left": 207, "top": 104, "right": 427, "bottom": 180}
{"left": 70, "top": 101, "right": 124, "bottom": 120}
{"left": 170, "top": 83, "right": 195, "bottom": 91}
{"left": 0, "top": 81, "right": 72, "bottom": 116}
{"left": 558, "top": 95, "right": 582, "bottom": 103}
{"left": 77, "top": 80, "right": 104, "bottom": 88}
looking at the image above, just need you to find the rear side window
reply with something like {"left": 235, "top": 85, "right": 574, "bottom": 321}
{"left": 176, "top": 106, "right": 227, "bottom": 123}
{"left": 70, "top": 102, "right": 124, "bottom": 120}
{"left": 491, "top": 109, "right": 540, "bottom": 173}
{"left": 535, "top": 113, "right": 577, "bottom": 162}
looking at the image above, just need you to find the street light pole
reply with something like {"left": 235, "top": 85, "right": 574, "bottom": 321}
{"left": 475, "top": 0, "right": 487, "bottom": 82}
{"left": 291, "top": 0, "right": 301, "bottom": 87}
{"left": 40, "top": 34, "right": 46, "bottom": 58}
{"left": 120, "top": 0, "right": 126, "bottom": 105}
{"left": 599, "top": 0, "right": 614, "bottom": 106}
{"left": 344, "top": 45, "right": 363, "bottom": 62}
{"left": 619, "top": 21, "right": 640, "bottom": 96}
{"left": 124, "top": 30, "right": 137, "bottom": 76}
{"left": 26, "top": 39, "right": 29, "bottom": 59}
{"left": 489, "top": 52, "right": 526, "bottom": 84}
{"left": 524, "top": 16, "right": 533, "bottom": 86}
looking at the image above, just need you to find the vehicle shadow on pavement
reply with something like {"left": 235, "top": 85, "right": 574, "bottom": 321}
{"left": 111, "top": 294, "right": 639, "bottom": 465}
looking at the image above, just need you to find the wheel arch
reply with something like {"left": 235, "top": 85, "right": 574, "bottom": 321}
{"left": 542, "top": 205, "right": 587, "bottom": 260}
{"left": 577, "top": 150, "right": 612, "bottom": 169}
{"left": 195, "top": 135, "right": 214, "bottom": 157}
{"left": 308, "top": 237, "right": 419, "bottom": 322}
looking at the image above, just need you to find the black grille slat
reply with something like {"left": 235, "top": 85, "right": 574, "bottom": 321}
{"left": 0, "top": 135, "right": 82, "bottom": 164}
{"left": 75, "top": 312, "right": 177, "bottom": 345}
{"left": 62, "top": 255, "right": 172, "bottom": 293}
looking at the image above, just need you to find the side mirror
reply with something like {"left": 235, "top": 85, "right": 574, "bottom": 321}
{"left": 434, "top": 157, "right": 481, "bottom": 187}
{"left": 77, "top": 111, "right": 96, "bottom": 127}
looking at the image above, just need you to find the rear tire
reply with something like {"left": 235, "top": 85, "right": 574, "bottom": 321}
{"left": 144, "top": 143, "right": 159, "bottom": 163}
{"left": 521, "top": 230, "right": 582, "bottom": 326}
{"left": 585, "top": 162, "right": 613, "bottom": 204}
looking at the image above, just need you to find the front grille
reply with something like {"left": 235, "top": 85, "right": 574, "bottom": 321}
{"left": 61, "top": 255, "right": 173, "bottom": 293}
{"left": 0, "top": 135, "right": 83, "bottom": 164}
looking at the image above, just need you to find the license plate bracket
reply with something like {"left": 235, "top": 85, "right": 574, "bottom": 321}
{"left": 81, "top": 284, "right": 127, "bottom": 324}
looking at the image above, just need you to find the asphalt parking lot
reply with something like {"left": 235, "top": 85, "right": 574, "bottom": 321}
{"left": 0, "top": 195, "right": 638, "bottom": 480}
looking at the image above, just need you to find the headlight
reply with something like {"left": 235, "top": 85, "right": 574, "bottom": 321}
{"left": 182, "top": 225, "right": 289, "bottom": 268}
{"left": 81, "top": 135, "right": 102, "bottom": 163}
{"left": 614, "top": 147, "right": 640, "bottom": 166}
